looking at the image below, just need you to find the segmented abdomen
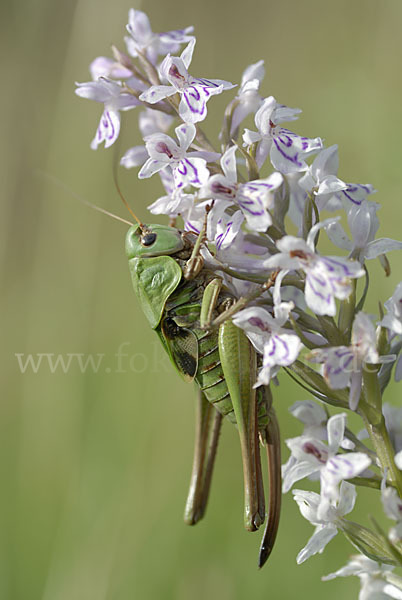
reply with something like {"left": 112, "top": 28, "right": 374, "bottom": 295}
{"left": 195, "top": 327, "right": 236, "bottom": 423}
{"left": 164, "top": 278, "right": 269, "bottom": 428}
{"left": 194, "top": 327, "right": 269, "bottom": 428}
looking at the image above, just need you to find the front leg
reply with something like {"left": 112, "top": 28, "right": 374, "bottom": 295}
{"left": 183, "top": 203, "right": 213, "bottom": 281}
{"left": 200, "top": 278, "right": 222, "bottom": 329}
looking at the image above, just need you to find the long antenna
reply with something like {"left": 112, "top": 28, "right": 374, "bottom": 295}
{"left": 76, "top": 197, "right": 134, "bottom": 226}
{"left": 35, "top": 170, "right": 134, "bottom": 226}
{"left": 113, "top": 160, "right": 144, "bottom": 229}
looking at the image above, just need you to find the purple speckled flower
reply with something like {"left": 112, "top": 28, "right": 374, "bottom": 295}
{"left": 293, "top": 481, "right": 356, "bottom": 564}
{"left": 309, "top": 311, "right": 394, "bottom": 410}
{"left": 75, "top": 77, "right": 140, "bottom": 149}
{"left": 243, "top": 96, "right": 322, "bottom": 172}
{"left": 206, "top": 202, "right": 245, "bottom": 251}
{"left": 201, "top": 146, "right": 283, "bottom": 232}
{"left": 297, "top": 145, "right": 377, "bottom": 213}
{"left": 232, "top": 298, "right": 302, "bottom": 386}
{"left": 327, "top": 200, "right": 402, "bottom": 264}
{"left": 140, "top": 39, "right": 235, "bottom": 123}
{"left": 125, "top": 9, "right": 194, "bottom": 64}
{"left": 138, "top": 122, "right": 217, "bottom": 188}
{"left": 284, "top": 413, "right": 371, "bottom": 519}
{"left": 264, "top": 219, "right": 365, "bottom": 316}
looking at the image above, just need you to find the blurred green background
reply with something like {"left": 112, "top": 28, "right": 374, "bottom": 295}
{"left": 1, "top": 0, "right": 402, "bottom": 598}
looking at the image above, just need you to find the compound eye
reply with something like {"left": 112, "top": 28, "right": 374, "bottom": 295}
{"left": 141, "top": 232, "right": 157, "bottom": 247}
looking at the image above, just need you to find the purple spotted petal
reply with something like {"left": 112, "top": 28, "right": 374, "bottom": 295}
{"left": 305, "top": 256, "right": 364, "bottom": 316}
{"left": 326, "top": 348, "right": 356, "bottom": 389}
{"left": 220, "top": 146, "right": 237, "bottom": 182}
{"left": 173, "top": 157, "right": 210, "bottom": 189}
{"left": 305, "top": 269, "right": 337, "bottom": 316}
{"left": 270, "top": 129, "right": 322, "bottom": 174}
{"left": 202, "top": 174, "right": 237, "bottom": 201}
{"left": 175, "top": 122, "right": 196, "bottom": 151}
{"left": 323, "top": 453, "right": 371, "bottom": 483}
{"left": 236, "top": 192, "right": 271, "bottom": 231}
{"left": 318, "top": 453, "right": 370, "bottom": 519}
{"left": 179, "top": 82, "right": 224, "bottom": 123}
{"left": 192, "top": 76, "right": 235, "bottom": 91}
{"left": 287, "top": 437, "right": 330, "bottom": 467}
{"left": 340, "top": 183, "right": 376, "bottom": 207}
{"left": 214, "top": 210, "right": 244, "bottom": 251}
{"left": 91, "top": 109, "right": 120, "bottom": 149}
{"left": 327, "top": 413, "right": 346, "bottom": 453}
{"left": 233, "top": 306, "right": 275, "bottom": 335}
{"left": 263, "top": 333, "right": 302, "bottom": 368}
{"left": 144, "top": 133, "right": 180, "bottom": 161}
{"left": 236, "top": 177, "right": 282, "bottom": 232}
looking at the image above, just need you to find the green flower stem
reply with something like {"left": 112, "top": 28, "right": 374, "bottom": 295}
{"left": 347, "top": 476, "right": 382, "bottom": 490}
{"left": 338, "top": 279, "right": 356, "bottom": 342}
{"left": 360, "top": 369, "right": 402, "bottom": 496}
{"left": 316, "top": 314, "right": 346, "bottom": 345}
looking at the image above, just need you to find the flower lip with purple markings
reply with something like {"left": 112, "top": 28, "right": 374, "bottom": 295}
{"left": 263, "top": 219, "right": 365, "bottom": 316}
{"left": 138, "top": 122, "right": 217, "bottom": 189}
{"left": 139, "top": 39, "right": 235, "bottom": 123}
{"left": 303, "top": 441, "right": 328, "bottom": 463}
{"left": 243, "top": 96, "right": 323, "bottom": 172}
{"left": 248, "top": 316, "right": 271, "bottom": 332}
{"left": 75, "top": 77, "right": 140, "bottom": 149}
{"left": 200, "top": 146, "right": 283, "bottom": 233}
{"left": 308, "top": 311, "right": 394, "bottom": 410}
{"left": 284, "top": 413, "right": 371, "bottom": 520}
{"left": 232, "top": 302, "right": 301, "bottom": 387}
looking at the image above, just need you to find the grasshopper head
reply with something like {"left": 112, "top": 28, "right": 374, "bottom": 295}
{"left": 125, "top": 224, "right": 184, "bottom": 259}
